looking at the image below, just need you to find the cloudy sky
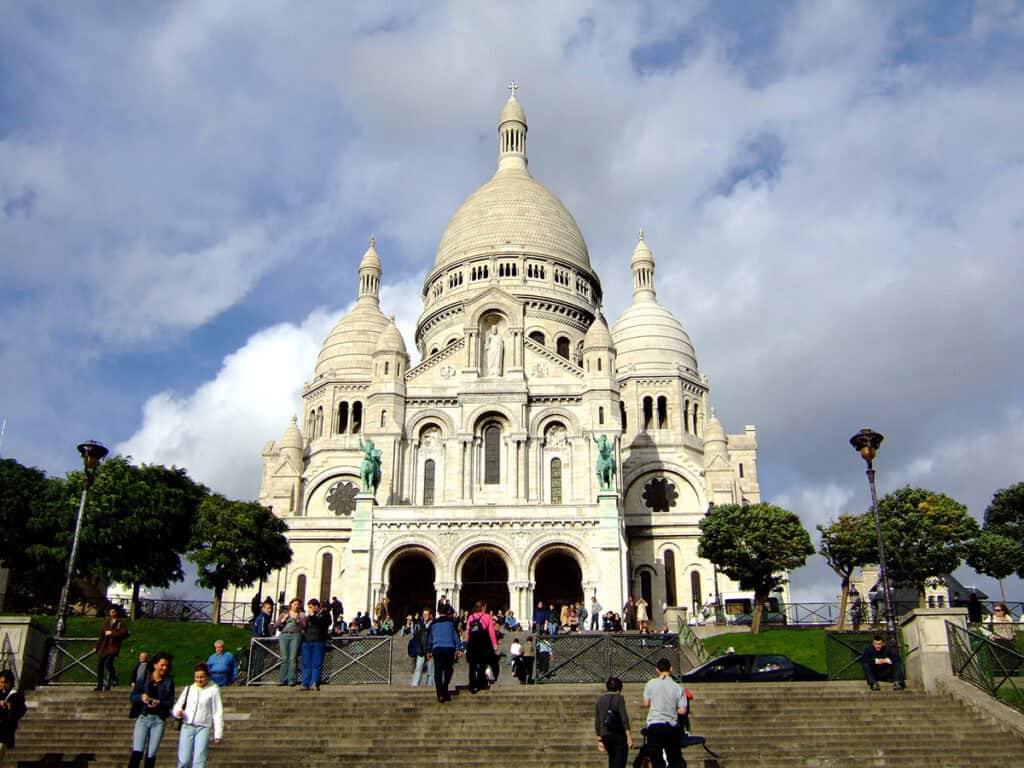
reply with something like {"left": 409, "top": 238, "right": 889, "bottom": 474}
{"left": 3, "top": 1, "right": 1023, "bottom": 602}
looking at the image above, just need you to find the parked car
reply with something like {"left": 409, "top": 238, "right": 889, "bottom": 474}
{"left": 679, "top": 653, "right": 826, "bottom": 683}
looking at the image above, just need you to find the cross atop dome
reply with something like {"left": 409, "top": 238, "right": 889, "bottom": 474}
{"left": 507, "top": 80, "right": 519, "bottom": 99}
{"left": 638, "top": 226, "right": 645, "bottom": 241}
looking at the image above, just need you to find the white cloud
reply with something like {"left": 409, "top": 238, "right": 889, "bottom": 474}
{"left": 116, "top": 277, "right": 423, "bottom": 498}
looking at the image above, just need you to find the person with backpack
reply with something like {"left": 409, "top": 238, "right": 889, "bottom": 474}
{"left": 464, "top": 600, "right": 499, "bottom": 693}
{"left": 595, "top": 676, "right": 632, "bottom": 768}
{"left": 410, "top": 608, "right": 433, "bottom": 687}
{"left": 426, "top": 604, "right": 462, "bottom": 702}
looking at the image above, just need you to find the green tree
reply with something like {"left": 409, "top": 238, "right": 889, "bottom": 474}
{"left": 699, "top": 503, "right": 814, "bottom": 633}
{"left": 967, "top": 531, "right": 1024, "bottom": 602}
{"left": 876, "top": 486, "right": 979, "bottom": 605}
{"left": 188, "top": 495, "right": 292, "bottom": 623}
{"left": 68, "top": 457, "right": 208, "bottom": 618}
{"left": 818, "top": 513, "right": 875, "bottom": 629}
{"left": 982, "top": 483, "right": 1024, "bottom": 571}
{"left": 0, "top": 458, "right": 67, "bottom": 610}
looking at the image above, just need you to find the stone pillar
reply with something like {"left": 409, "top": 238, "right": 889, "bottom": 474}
{"left": 0, "top": 616, "right": 48, "bottom": 689}
{"left": 900, "top": 606, "right": 968, "bottom": 691}
{"left": 342, "top": 493, "right": 376, "bottom": 617}
{"left": 596, "top": 490, "right": 626, "bottom": 616}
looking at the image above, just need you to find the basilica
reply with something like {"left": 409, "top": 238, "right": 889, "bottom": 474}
{"left": 258, "top": 88, "right": 764, "bottom": 628}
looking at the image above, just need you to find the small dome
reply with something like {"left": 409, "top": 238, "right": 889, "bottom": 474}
{"left": 631, "top": 236, "right": 653, "bottom": 265}
{"left": 500, "top": 95, "right": 526, "bottom": 125}
{"left": 583, "top": 312, "right": 613, "bottom": 349}
{"left": 374, "top": 316, "right": 408, "bottom": 356}
{"left": 704, "top": 410, "right": 727, "bottom": 444}
{"left": 279, "top": 416, "right": 304, "bottom": 450}
{"left": 315, "top": 303, "right": 390, "bottom": 378}
{"left": 360, "top": 237, "right": 381, "bottom": 270}
{"left": 611, "top": 302, "right": 699, "bottom": 373}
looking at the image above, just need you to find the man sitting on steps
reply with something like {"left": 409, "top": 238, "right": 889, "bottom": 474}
{"left": 860, "top": 634, "right": 905, "bottom": 691}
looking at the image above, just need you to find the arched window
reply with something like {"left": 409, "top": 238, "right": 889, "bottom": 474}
{"left": 643, "top": 397, "right": 653, "bottom": 431}
{"left": 738, "top": 463, "right": 744, "bottom": 478}
{"left": 657, "top": 396, "right": 668, "bottom": 429}
{"left": 338, "top": 402, "right": 349, "bottom": 434}
{"left": 556, "top": 336, "right": 570, "bottom": 359}
{"left": 690, "top": 571, "right": 702, "bottom": 614}
{"left": 352, "top": 402, "right": 363, "bottom": 434}
{"left": 598, "top": 406, "right": 605, "bottom": 425}
{"left": 307, "top": 409, "right": 316, "bottom": 436}
{"left": 296, "top": 574, "right": 307, "bottom": 604}
{"left": 380, "top": 409, "right": 387, "bottom": 428}
{"left": 320, "top": 553, "right": 333, "bottom": 604}
{"left": 430, "top": 347, "right": 439, "bottom": 356}
{"left": 663, "top": 550, "right": 677, "bottom": 607}
{"left": 528, "top": 330, "right": 545, "bottom": 346}
{"left": 550, "top": 457, "right": 562, "bottom": 504}
{"left": 384, "top": 361, "right": 390, "bottom": 375}
{"left": 316, "top": 407, "right": 324, "bottom": 438}
{"left": 597, "top": 358, "right": 602, "bottom": 371}
{"left": 484, "top": 424, "right": 501, "bottom": 485}
{"left": 423, "top": 459, "right": 436, "bottom": 506}
{"left": 683, "top": 399, "right": 690, "bottom": 433}
{"left": 620, "top": 402, "right": 627, "bottom": 430}
{"left": 693, "top": 403, "right": 700, "bottom": 436}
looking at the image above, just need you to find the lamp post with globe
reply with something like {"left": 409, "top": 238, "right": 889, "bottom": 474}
{"left": 849, "top": 428, "right": 897, "bottom": 646}
{"left": 55, "top": 440, "right": 109, "bottom": 639}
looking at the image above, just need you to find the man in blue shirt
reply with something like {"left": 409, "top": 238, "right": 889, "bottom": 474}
{"left": 206, "top": 640, "right": 237, "bottom": 687}
{"left": 642, "top": 657, "right": 687, "bottom": 768}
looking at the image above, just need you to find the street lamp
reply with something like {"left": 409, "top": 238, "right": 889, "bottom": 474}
{"left": 55, "top": 440, "right": 109, "bottom": 639}
{"left": 849, "top": 428, "right": 897, "bottom": 645}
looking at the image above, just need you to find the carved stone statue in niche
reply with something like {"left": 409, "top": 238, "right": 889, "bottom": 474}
{"left": 485, "top": 324, "right": 505, "bottom": 376}
{"left": 545, "top": 425, "right": 568, "bottom": 448}
{"left": 421, "top": 427, "right": 442, "bottom": 453}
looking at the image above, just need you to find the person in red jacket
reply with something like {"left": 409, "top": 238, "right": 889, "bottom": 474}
{"left": 464, "top": 600, "right": 499, "bottom": 693}
{"left": 94, "top": 606, "right": 129, "bottom": 691}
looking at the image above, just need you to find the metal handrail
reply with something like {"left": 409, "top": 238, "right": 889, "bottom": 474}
{"left": 677, "top": 623, "right": 710, "bottom": 663}
{"left": 946, "top": 620, "right": 1024, "bottom": 714}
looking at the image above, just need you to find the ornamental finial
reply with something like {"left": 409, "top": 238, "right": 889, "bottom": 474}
{"left": 507, "top": 80, "right": 519, "bottom": 99}
{"left": 638, "top": 226, "right": 645, "bottom": 241}
{"left": 369, "top": 233, "right": 375, "bottom": 247}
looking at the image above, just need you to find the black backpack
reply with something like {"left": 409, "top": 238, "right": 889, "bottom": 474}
{"left": 603, "top": 694, "right": 625, "bottom": 733}
{"left": 468, "top": 616, "right": 485, "bottom": 637}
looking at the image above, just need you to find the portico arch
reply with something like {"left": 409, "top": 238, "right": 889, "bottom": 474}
{"left": 385, "top": 546, "right": 437, "bottom": 623}
{"left": 531, "top": 544, "right": 584, "bottom": 612}
{"left": 458, "top": 546, "right": 510, "bottom": 612}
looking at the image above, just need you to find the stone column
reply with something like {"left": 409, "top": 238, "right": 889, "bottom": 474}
{"left": 596, "top": 490, "right": 626, "bottom": 615}
{"left": 900, "top": 607, "right": 969, "bottom": 691}
{"left": 342, "top": 493, "right": 376, "bottom": 618}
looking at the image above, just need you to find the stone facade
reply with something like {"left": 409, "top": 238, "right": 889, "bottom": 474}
{"left": 258, "top": 90, "right": 769, "bottom": 627}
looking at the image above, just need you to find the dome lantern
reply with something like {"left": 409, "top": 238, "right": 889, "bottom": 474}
{"left": 498, "top": 80, "right": 528, "bottom": 171}
{"left": 631, "top": 228, "right": 656, "bottom": 302}
{"left": 358, "top": 234, "right": 382, "bottom": 307}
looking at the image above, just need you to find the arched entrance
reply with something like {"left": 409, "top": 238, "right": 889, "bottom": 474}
{"left": 386, "top": 549, "right": 436, "bottom": 623}
{"left": 459, "top": 548, "right": 509, "bottom": 612}
{"left": 533, "top": 548, "right": 583, "bottom": 609}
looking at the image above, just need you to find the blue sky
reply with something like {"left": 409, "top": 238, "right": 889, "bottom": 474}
{"left": 2, "top": 1, "right": 1023, "bottom": 602}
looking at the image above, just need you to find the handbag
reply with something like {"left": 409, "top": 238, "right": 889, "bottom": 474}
{"left": 174, "top": 685, "right": 190, "bottom": 730}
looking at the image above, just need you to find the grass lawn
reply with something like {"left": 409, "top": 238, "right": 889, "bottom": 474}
{"left": 33, "top": 616, "right": 252, "bottom": 686}
{"left": 702, "top": 628, "right": 828, "bottom": 673}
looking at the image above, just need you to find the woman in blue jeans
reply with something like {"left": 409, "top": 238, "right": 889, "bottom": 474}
{"left": 300, "top": 598, "right": 332, "bottom": 690}
{"left": 127, "top": 651, "right": 175, "bottom": 768}
{"left": 275, "top": 598, "right": 306, "bottom": 686}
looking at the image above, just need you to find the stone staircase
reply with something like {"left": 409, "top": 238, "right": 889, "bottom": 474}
{"left": 13, "top": 680, "right": 1024, "bottom": 768}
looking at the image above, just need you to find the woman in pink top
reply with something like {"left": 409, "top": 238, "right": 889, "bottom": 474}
{"left": 465, "top": 601, "right": 499, "bottom": 692}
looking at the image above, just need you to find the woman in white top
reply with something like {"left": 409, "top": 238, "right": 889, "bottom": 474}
{"left": 173, "top": 662, "right": 224, "bottom": 768}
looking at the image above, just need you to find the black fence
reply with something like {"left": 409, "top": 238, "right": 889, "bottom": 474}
{"left": 43, "top": 638, "right": 97, "bottom": 685}
{"left": 537, "top": 633, "right": 682, "bottom": 684}
{"left": 946, "top": 621, "right": 1024, "bottom": 714}
{"left": 247, "top": 636, "right": 392, "bottom": 686}
{"left": 823, "top": 631, "right": 883, "bottom": 680}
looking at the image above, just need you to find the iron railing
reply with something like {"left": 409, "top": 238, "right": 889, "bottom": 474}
{"left": 247, "top": 636, "right": 392, "bottom": 686}
{"left": 676, "top": 624, "right": 710, "bottom": 664}
{"left": 537, "top": 633, "right": 682, "bottom": 684}
{"left": 43, "top": 637, "right": 98, "bottom": 685}
{"left": 947, "top": 621, "right": 1024, "bottom": 714}
{"left": 823, "top": 630, "right": 893, "bottom": 680}
{"left": 102, "top": 598, "right": 253, "bottom": 625}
